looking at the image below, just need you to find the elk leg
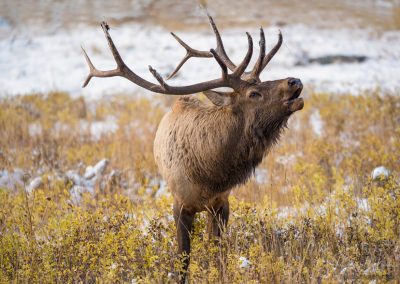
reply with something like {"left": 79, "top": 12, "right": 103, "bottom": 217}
{"left": 207, "top": 201, "right": 229, "bottom": 238}
{"left": 207, "top": 201, "right": 230, "bottom": 280}
{"left": 173, "top": 202, "right": 195, "bottom": 283}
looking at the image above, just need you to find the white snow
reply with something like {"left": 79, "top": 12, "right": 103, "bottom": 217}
{"left": 276, "top": 154, "right": 297, "bottom": 165}
{"left": 154, "top": 180, "right": 169, "bottom": 198}
{"left": 309, "top": 110, "right": 324, "bottom": 137}
{"left": 1, "top": 23, "right": 400, "bottom": 98}
{"left": 239, "top": 256, "right": 251, "bottom": 268}
{"left": 66, "top": 159, "right": 110, "bottom": 203}
{"left": 357, "top": 198, "right": 369, "bottom": 211}
{"left": 79, "top": 116, "right": 118, "bottom": 140}
{"left": 26, "top": 176, "right": 42, "bottom": 194}
{"left": 371, "top": 166, "right": 390, "bottom": 180}
{"left": 84, "top": 159, "right": 109, "bottom": 180}
{"left": 0, "top": 169, "right": 25, "bottom": 190}
{"left": 276, "top": 189, "right": 372, "bottom": 235}
{"left": 254, "top": 168, "right": 268, "bottom": 184}
{"left": 69, "top": 185, "right": 91, "bottom": 204}
{"left": 28, "top": 123, "right": 43, "bottom": 136}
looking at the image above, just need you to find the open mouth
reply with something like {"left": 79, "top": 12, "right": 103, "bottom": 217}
{"left": 288, "top": 86, "right": 303, "bottom": 102}
{"left": 285, "top": 86, "right": 304, "bottom": 112}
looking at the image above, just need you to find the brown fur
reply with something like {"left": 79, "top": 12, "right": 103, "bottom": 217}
{"left": 153, "top": 77, "right": 303, "bottom": 281}
{"left": 154, "top": 78, "right": 303, "bottom": 210}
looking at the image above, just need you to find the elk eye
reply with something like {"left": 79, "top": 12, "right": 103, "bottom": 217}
{"left": 249, "top": 92, "right": 261, "bottom": 99}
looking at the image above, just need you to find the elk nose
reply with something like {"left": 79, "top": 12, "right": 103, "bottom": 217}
{"left": 288, "top": 78, "right": 302, "bottom": 87}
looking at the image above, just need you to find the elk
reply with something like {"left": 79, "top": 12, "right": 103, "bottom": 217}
{"left": 82, "top": 16, "right": 303, "bottom": 282}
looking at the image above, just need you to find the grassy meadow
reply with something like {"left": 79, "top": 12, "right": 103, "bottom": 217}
{"left": 0, "top": 91, "right": 399, "bottom": 283}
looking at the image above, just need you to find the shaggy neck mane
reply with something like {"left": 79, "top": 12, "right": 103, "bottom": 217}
{"left": 180, "top": 98, "right": 288, "bottom": 193}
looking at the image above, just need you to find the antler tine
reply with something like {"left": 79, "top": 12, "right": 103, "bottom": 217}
{"left": 166, "top": 32, "right": 213, "bottom": 80}
{"left": 241, "top": 30, "right": 282, "bottom": 82}
{"left": 100, "top": 22, "right": 126, "bottom": 68}
{"left": 81, "top": 22, "right": 128, "bottom": 88}
{"left": 81, "top": 45, "right": 121, "bottom": 88}
{"left": 249, "top": 27, "right": 266, "bottom": 80}
{"left": 207, "top": 14, "right": 237, "bottom": 71}
{"left": 81, "top": 46, "right": 95, "bottom": 87}
{"left": 210, "top": 49, "right": 228, "bottom": 80}
{"left": 81, "top": 22, "right": 130, "bottom": 88}
{"left": 149, "top": 65, "right": 169, "bottom": 91}
{"left": 166, "top": 14, "right": 238, "bottom": 80}
{"left": 232, "top": 33, "right": 253, "bottom": 78}
{"left": 261, "top": 31, "right": 282, "bottom": 71}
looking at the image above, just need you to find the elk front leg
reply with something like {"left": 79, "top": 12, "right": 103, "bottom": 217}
{"left": 207, "top": 200, "right": 229, "bottom": 238}
{"left": 173, "top": 202, "right": 195, "bottom": 283}
{"left": 207, "top": 200, "right": 230, "bottom": 280}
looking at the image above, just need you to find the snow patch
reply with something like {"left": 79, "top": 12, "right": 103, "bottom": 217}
{"left": 239, "top": 256, "right": 251, "bottom": 268}
{"left": 310, "top": 110, "right": 324, "bottom": 137}
{"left": 0, "top": 169, "right": 25, "bottom": 190}
{"left": 155, "top": 180, "right": 169, "bottom": 198}
{"left": 26, "top": 176, "right": 42, "bottom": 194}
{"left": 28, "top": 123, "right": 43, "bottom": 136}
{"left": 79, "top": 116, "right": 118, "bottom": 140}
{"left": 254, "top": 168, "right": 268, "bottom": 184}
{"left": 276, "top": 154, "right": 297, "bottom": 165}
{"left": 66, "top": 159, "right": 110, "bottom": 203}
{"left": 371, "top": 166, "right": 390, "bottom": 180}
{"left": 84, "top": 159, "right": 109, "bottom": 180}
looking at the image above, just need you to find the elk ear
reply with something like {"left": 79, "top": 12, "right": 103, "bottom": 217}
{"left": 203, "top": 90, "right": 233, "bottom": 107}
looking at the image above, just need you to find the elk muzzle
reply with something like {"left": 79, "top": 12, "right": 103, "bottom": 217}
{"left": 284, "top": 78, "right": 304, "bottom": 113}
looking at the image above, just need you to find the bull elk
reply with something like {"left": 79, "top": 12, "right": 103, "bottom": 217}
{"left": 82, "top": 15, "right": 303, "bottom": 282}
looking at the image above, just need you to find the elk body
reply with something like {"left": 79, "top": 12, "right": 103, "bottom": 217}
{"left": 82, "top": 16, "right": 304, "bottom": 282}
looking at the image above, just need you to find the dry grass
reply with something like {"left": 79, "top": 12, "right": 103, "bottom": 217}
{"left": 0, "top": 90, "right": 399, "bottom": 283}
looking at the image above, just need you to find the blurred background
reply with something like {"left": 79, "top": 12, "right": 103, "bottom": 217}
{"left": 1, "top": 0, "right": 400, "bottom": 97}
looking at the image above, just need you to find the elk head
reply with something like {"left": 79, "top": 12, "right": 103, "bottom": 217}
{"left": 81, "top": 16, "right": 303, "bottom": 119}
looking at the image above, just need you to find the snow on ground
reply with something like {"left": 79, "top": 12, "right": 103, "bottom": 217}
{"left": 239, "top": 256, "right": 251, "bottom": 269}
{"left": 0, "top": 168, "right": 25, "bottom": 191}
{"left": 26, "top": 176, "right": 42, "bottom": 194}
{"left": 309, "top": 110, "right": 324, "bottom": 137}
{"left": 371, "top": 165, "right": 391, "bottom": 180}
{"left": 1, "top": 22, "right": 400, "bottom": 98}
{"left": 79, "top": 115, "right": 119, "bottom": 140}
{"left": 67, "top": 158, "right": 109, "bottom": 203}
{"left": 0, "top": 158, "right": 171, "bottom": 205}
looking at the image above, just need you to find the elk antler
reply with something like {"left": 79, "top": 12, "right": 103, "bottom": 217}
{"left": 247, "top": 30, "right": 282, "bottom": 81}
{"left": 82, "top": 22, "right": 254, "bottom": 94}
{"left": 248, "top": 28, "right": 266, "bottom": 81}
{"left": 167, "top": 15, "right": 282, "bottom": 82}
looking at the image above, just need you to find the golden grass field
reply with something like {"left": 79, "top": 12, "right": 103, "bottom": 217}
{"left": 0, "top": 91, "right": 399, "bottom": 283}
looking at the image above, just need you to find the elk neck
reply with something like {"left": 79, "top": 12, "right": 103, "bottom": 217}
{"left": 172, "top": 97, "right": 287, "bottom": 192}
